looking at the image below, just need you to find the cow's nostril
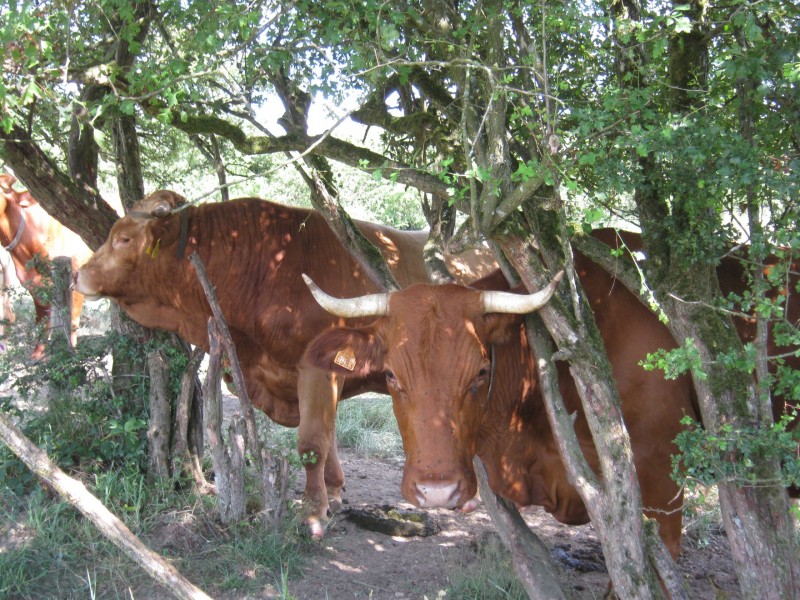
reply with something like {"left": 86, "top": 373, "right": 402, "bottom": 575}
{"left": 414, "top": 481, "right": 460, "bottom": 508}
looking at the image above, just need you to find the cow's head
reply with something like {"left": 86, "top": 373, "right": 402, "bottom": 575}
{"left": 302, "top": 271, "right": 562, "bottom": 511}
{"left": 0, "top": 173, "right": 33, "bottom": 212}
{"left": 75, "top": 190, "right": 187, "bottom": 301}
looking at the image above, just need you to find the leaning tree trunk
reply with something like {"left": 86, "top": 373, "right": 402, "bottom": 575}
{"left": 0, "top": 413, "right": 213, "bottom": 600}
{"left": 495, "top": 212, "right": 668, "bottom": 599}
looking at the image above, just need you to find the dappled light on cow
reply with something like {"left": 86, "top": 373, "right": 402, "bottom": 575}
{"left": 75, "top": 189, "right": 500, "bottom": 539}
{"left": 302, "top": 272, "right": 563, "bottom": 515}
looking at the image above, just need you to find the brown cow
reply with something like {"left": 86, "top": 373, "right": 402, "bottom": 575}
{"left": 0, "top": 173, "right": 92, "bottom": 359}
{"left": 302, "top": 228, "right": 800, "bottom": 555}
{"left": 301, "top": 252, "right": 699, "bottom": 558}
{"left": 74, "top": 190, "right": 496, "bottom": 533}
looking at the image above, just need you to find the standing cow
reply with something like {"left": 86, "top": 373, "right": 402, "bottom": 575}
{"left": 301, "top": 258, "right": 698, "bottom": 558}
{"left": 302, "top": 230, "right": 800, "bottom": 556}
{"left": 74, "top": 189, "right": 496, "bottom": 532}
{"left": 0, "top": 173, "right": 92, "bottom": 359}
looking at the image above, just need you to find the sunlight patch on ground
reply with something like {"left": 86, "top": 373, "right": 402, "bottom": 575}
{"left": 329, "top": 560, "right": 363, "bottom": 574}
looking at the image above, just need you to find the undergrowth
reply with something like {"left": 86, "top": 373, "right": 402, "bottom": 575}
{"left": 446, "top": 533, "right": 527, "bottom": 599}
{"left": 0, "top": 293, "right": 308, "bottom": 599}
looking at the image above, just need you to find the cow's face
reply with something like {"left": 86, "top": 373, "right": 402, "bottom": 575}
{"left": 303, "top": 273, "right": 561, "bottom": 510}
{"left": 75, "top": 216, "right": 151, "bottom": 300}
{"left": 75, "top": 190, "right": 183, "bottom": 301}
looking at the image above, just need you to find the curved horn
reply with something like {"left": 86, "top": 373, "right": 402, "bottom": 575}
{"left": 481, "top": 270, "right": 564, "bottom": 314}
{"left": 302, "top": 274, "right": 390, "bottom": 318}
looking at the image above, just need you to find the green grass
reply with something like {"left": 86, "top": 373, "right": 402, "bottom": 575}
{"left": 336, "top": 394, "right": 403, "bottom": 458}
{"left": 445, "top": 534, "right": 528, "bottom": 600}
{"left": 0, "top": 483, "right": 309, "bottom": 599}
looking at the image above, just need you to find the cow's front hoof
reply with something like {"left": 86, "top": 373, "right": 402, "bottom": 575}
{"left": 327, "top": 491, "right": 343, "bottom": 514}
{"left": 306, "top": 515, "right": 328, "bottom": 540}
{"left": 458, "top": 495, "right": 482, "bottom": 513}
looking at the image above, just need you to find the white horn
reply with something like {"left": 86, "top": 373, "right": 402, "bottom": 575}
{"left": 481, "top": 270, "right": 564, "bottom": 314}
{"left": 302, "top": 274, "right": 390, "bottom": 318}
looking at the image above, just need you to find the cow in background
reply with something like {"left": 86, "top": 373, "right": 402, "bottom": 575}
{"left": 0, "top": 172, "right": 92, "bottom": 359}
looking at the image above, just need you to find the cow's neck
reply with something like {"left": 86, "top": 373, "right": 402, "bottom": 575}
{"left": 0, "top": 201, "right": 25, "bottom": 253}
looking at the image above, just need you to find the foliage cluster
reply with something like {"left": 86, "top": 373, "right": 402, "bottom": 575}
{"left": 673, "top": 412, "right": 800, "bottom": 494}
{"left": 0, "top": 330, "right": 150, "bottom": 496}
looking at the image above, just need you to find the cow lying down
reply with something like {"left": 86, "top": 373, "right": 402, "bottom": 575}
{"left": 74, "top": 190, "right": 496, "bottom": 531}
{"left": 301, "top": 256, "right": 696, "bottom": 558}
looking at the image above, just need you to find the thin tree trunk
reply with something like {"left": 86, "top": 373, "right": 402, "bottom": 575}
{"left": 190, "top": 252, "right": 288, "bottom": 525}
{"left": 171, "top": 346, "right": 207, "bottom": 486}
{"left": 204, "top": 319, "right": 246, "bottom": 523}
{"left": 498, "top": 223, "right": 667, "bottom": 599}
{"left": 147, "top": 349, "right": 172, "bottom": 481}
{"left": 665, "top": 298, "right": 799, "bottom": 599}
{"left": 0, "top": 413, "right": 213, "bottom": 600}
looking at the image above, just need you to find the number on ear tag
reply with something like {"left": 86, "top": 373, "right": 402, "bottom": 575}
{"left": 333, "top": 349, "right": 356, "bottom": 371}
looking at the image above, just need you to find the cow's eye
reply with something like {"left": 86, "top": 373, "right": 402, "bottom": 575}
{"left": 386, "top": 369, "right": 404, "bottom": 391}
{"left": 470, "top": 364, "right": 491, "bottom": 397}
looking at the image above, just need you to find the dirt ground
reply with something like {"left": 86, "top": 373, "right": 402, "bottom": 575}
{"left": 245, "top": 447, "right": 742, "bottom": 600}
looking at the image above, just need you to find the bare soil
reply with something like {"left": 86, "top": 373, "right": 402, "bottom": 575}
{"left": 247, "top": 447, "right": 741, "bottom": 600}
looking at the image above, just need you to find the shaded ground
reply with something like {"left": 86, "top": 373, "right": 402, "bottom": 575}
{"left": 229, "top": 448, "right": 741, "bottom": 600}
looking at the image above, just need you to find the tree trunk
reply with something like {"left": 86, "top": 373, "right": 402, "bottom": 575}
{"left": 204, "top": 319, "right": 246, "bottom": 524}
{"left": 112, "top": 116, "right": 146, "bottom": 208}
{"left": 147, "top": 349, "right": 172, "bottom": 481}
{"left": 190, "top": 252, "right": 289, "bottom": 525}
{"left": 664, "top": 296, "right": 799, "bottom": 599}
{"left": 0, "top": 413, "right": 213, "bottom": 600}
{"left": 495, "top": 210, "right": 668, "bottom": 599}
{"left": 171, "top": 346, "right": 207, "bottom": 486}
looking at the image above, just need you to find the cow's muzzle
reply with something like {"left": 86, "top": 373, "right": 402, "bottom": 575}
{"left": 402, "top": 467, "right": 476, "bottom": 510}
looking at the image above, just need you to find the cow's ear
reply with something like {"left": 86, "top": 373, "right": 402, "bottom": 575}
{"left": 481, "top": 313, "right": 524, "bottom": 345}
{"left": 16, "top": 191, "right": 34, "bottom": 208}
{"left": 304, "top": 327, "right": 385, "bottom": 378}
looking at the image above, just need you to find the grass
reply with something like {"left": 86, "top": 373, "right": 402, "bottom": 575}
{"left": 0, "top": 482, "right": 310, "bottom": 599}
{"left": 446, "top": 534, "right": 528, "bottom": 600}
{"left": 336, "top": 393, "right": 403, "bottom": 458}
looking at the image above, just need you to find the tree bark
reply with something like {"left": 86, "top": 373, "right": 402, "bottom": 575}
{"left": 0, "top": 413, "right": 213, "bottom": 600}
{"left": 189, "top": 252, "right": 288, "bottom": 525}
{"left": 147, "top": 349, "right": 172, "bottom": 481}
{"left": 171, "top": 346, "right": 207, "bottom": 486}
{"left": 663, "top": 296, "right": 799, "bottom": 599}
{"left": 203, "top": 319, "right": 246, "bottom": 524}
{"left": 496, "top": 215, "right": 668, "bottom": 599}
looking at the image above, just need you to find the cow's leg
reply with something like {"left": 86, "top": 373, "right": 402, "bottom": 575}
{"left": 30, "top": 299, "right": 49, "bottom": 360}
{"left": 69, "top": 291, "right": 85, "bottom": 347}
{"left": 325, "top": 432, "right": 345, "bottom": 511}
{"left": 297, "top": 367, "right": 344, "bottom": 538}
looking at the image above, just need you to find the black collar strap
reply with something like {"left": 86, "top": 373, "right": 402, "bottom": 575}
{"left": 176, "top": 210, "right": 189, "bottom": 259}
{"left": 486, "top": 345, "right": 496, "bottom": 406}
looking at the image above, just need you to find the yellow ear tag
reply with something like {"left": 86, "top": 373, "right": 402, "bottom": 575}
{"left": 333, "top": 349, "right": 356, "bottom": 372}
{"left": 146, "top": 239, "right": 161, "bottom": 259}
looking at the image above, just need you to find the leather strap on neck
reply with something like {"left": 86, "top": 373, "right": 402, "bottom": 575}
{"left": 176, "top": 209, "right": 189, "bottom": 259}
{"left": 4, "top": 210, "right": 25, "bottom": 252}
